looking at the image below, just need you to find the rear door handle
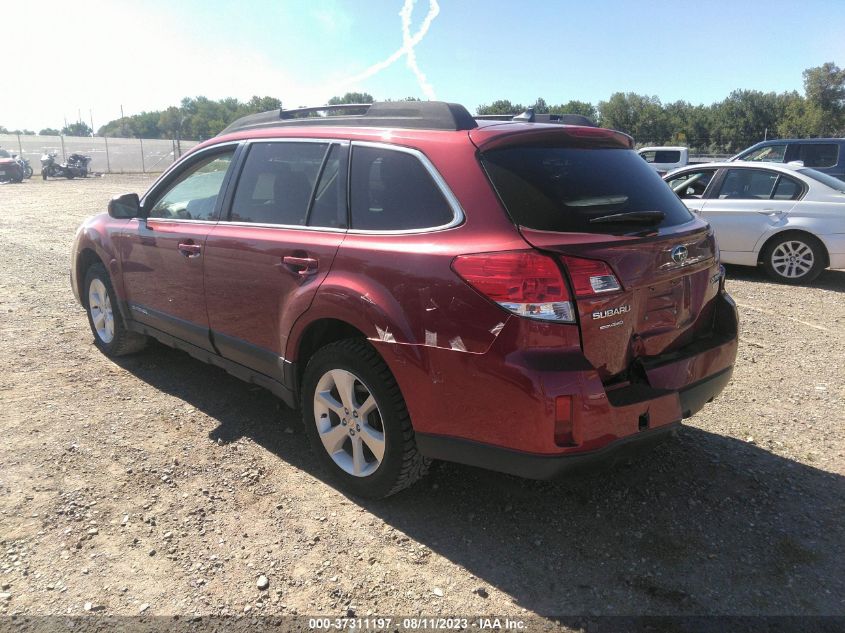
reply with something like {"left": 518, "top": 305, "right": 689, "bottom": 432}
{"left": 178, "top": 242, "right": 202, "bottom": 257}
{"left": 282, "top": 255, "right": 318, "bottom": 276}
{"left": 756, "top": 209, "right": 785, "bottom": 217}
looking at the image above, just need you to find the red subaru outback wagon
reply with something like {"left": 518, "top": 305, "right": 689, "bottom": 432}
{"left": 71, "top": 102, "right": 738, "bottom": 497}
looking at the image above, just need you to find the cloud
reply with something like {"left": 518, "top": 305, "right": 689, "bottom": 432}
{"left": 335, "top": 0, "right": 440, "bottom": 99}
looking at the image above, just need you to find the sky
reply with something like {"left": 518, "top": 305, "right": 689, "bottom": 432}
{"left": 3, "top": 0, "right": 844, "bottom": 132}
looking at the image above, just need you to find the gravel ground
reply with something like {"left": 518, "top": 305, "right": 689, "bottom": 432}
{"left": 0, "top": 176, "right": 843, "bottom": 623}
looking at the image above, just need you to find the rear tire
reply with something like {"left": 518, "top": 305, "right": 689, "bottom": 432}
{"left": 301, "top": 339, "right": 429, "bottom": 498}
{"left": 83, "top": 263, "right": 148, "bottom": 356}
{"left": 761, "top": 232, "right": 825, "bottom": 284}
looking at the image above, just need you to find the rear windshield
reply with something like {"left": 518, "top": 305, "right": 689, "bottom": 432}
{"left": 481, "top": 146, "right": 693, "bottom": 234}
{"left": 797, "top": 168, "right": 845, "bottom": 192}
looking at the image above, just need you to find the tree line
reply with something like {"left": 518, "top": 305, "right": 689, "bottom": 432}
{"left": 478, "top": 63, "right": 845, "bottom": 153}
{"left": 3, "top": 62, "right": 842, "bottom": 152}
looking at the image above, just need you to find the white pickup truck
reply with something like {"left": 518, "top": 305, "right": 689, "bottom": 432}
{"left": 638, "top": 146, "right": 689, "bottom": 175}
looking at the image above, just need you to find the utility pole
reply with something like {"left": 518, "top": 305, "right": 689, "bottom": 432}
{"left": 90, "top": 109, "right": 95, "bottom": 137}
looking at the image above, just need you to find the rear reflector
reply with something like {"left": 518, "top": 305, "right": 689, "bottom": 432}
{"left": 554, "top": 395, "right": 575, "bottom": 446}
{"left": 452, "top": 251, "right": 575, "bottom": 322}
{"left": 562, "top": 256, "right": 622, "bottom": 298}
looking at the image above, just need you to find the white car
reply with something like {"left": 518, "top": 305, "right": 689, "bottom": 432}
{"left": 638, "top": 146, "right": 689, "bottom": 175}
{"left": 664, "top": 162, "right": 845, "bottom": 283}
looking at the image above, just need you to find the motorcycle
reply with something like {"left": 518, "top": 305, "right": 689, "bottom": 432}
{"left": 11, "top": 153, "right": 33, "bottom": 179}
{"left": 67, "top": 153, "right": 92, "bottom": 177}
{"left": 41, "top": 152, "right": 91, "bottom": 179}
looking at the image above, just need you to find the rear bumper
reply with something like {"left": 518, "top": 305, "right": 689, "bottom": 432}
{"left": 416, "top": 366, "right": 731, "bottom": 479}
{"left": 821, "top": 234, "right": 845, "bottom": 269}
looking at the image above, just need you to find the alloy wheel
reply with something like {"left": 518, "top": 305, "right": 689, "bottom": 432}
{"left": 313, "top": 369, "right": 386, "bottom": 477}
{"left": 770, "top": 240, "right": 814, "bottom": 279}
{"left": 88, "top": 278, "right": 115, "bottom": 344}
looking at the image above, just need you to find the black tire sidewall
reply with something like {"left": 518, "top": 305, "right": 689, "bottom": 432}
{"left": 83, "top": 264, "right": 124, "bottom": 356}
{"left": 302, "top": 341, "right": 408, "bottom": 498}
{"left": 762, "top": 233, "right": 825, "bottom": 284}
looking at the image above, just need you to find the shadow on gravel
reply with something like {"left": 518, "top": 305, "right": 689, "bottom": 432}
{"left": 725, "top": 264, "right": 845, "bottom": 293}
{"left": 115, "top": 343, "right": 845, "bottom": 617}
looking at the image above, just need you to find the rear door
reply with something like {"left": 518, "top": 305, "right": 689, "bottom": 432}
{"left": 202, "top": 139, "right": 348, "bottom": 381}
{"left": 698, "top": 167, "right": 802, "bottom": 253}
{"left": 478, "top": 137, "right": 721, "bottom": 381}
{"left": 119, "top": 145, "right": 238, "bottom": 350}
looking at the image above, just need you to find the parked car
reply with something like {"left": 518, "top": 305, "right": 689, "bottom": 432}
{"left": 731, "top": 138, "right": 845, "bottom": 181}
{"left": 638, "top": 146, "right": 689, "bottom": 175}
{"left": 71, "top": 101, "right": 738, "bottom": 497}
{"left": 0, "top": 148, "right": 24, "bottom": 183}
{"left": 665, "top": 162, "right": 845, "bottom": 283}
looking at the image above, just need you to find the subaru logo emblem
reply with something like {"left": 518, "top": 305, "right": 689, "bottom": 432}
{"left": 671, "top": 245, "right": 689, "bottom": 264}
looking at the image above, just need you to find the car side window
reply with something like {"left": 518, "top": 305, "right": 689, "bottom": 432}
{"left": 148, "top": 151, "right": 235, "bottom": 220}
{"left": 717, "top": 169, "right": 778, "bottom": 200}
{"left": 772, "top": 176, "right": 802, "bottom": 200}
{"left": 796, "top": 144, "right": 839, "bottom": 168}
{"left": 350, "top": 146, "right": 454, "bottom": 231}
{"left": 229, "top": 142, "right": 329, "bottom": 226}
{"left": 741, "top": 144, "right": 787, "bottom": 163}
{"left": 667, "top": 170, "right": 715, "bottom": 199}
{"left": 306, "top": 144, "right": 348, "bottom": 229}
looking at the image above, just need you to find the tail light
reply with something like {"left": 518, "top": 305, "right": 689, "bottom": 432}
{"left": 451, "top": 250, "right": 575, "bottom": 323}
{"left": 562, "top": 256, "right": 622, "bottom": 298}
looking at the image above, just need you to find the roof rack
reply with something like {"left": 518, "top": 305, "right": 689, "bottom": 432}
{"left": 475, "top": 108, "right": 597, "bottom": 127}
{"left": 219, "top": 101, "right": 478, "bottom": 135}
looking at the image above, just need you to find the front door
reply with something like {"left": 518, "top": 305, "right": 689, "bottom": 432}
{"left": 119, "top": 147, "right": 237, "bottom": 350}
{"left": 203, "top": 140, "right": 349, "bottom": 381}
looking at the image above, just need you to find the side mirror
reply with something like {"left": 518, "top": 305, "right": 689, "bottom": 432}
{"left": 108, "top": 193, "right": 142, "bottom": 219}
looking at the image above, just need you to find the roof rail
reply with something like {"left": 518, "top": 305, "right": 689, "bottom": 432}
{"left": 218, "top": 101, "right": 478, "bottom": 135}
{"left": 475, "top": 109, "right": 597, "bottom": 127}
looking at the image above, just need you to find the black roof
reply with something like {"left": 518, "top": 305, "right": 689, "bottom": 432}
{"left": 219, "top": 101, "right": 479, "bottom": 135}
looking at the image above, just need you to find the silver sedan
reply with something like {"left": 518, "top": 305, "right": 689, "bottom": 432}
{"left": 665, "top": 162, "right": 845, "bottom": 283}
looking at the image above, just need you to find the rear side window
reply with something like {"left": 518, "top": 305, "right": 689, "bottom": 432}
{"left": 772, "top": 176, "right": 802, "bottom": 200}
{"left": 795, "top": 143, "right": 839, "bottom": 168}
{"left": 480, "top": 146, "right": 693, "bottom": 234}
{"left": 350, "top": 146, "right": 454, "bottom": 231}
{"left": 717, "top": 169, "right": 778, "bottom": 199}
{"left": 230, "top": 142, "right": 328, "bottom": 226}
{"left": 641, "top": 150, "right": 681, "bottom": 163}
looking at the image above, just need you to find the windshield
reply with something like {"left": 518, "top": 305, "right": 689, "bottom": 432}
{"left": 480, "top": 146, "right": 693, "bottom": 234}
{"left": 736, "top": 144, "right": 787, "bottom": 163}
{"left": 796, "top": 168, "right": 845, "bottom": 193}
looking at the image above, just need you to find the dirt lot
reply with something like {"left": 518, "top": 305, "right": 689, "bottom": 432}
{"left": 0, "top": 176, "right": 843, "bottom": 623}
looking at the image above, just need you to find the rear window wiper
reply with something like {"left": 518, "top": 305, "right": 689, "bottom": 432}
{"left": 588, "top": 210, "right": 665, "bottom": 224}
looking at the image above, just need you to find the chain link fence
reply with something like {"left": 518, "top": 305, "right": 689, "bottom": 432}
{"left": 0, "top": 134, "right": 200, "bottom": 176}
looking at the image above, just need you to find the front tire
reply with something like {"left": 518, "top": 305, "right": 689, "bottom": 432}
{"left": 762, "top": 232, "right": 825, "bottom": 284}
{"left": 24, "top": 166, "right": 33, "bottom": 179}
{"left": 83, "top": 263, "right": 148, "bottom": 356}
{"left": 301, "top": 339, "right": 429, "bottom": 498}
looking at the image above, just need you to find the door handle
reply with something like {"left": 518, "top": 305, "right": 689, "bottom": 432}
{"left": 756, "top": 209, "right": 785, "bottom": 217}
{"left": 178, "top": 242, "right": 202, "bottom": 257}
{"left": 282, "top": 255, "right": 318, "bottom": 276}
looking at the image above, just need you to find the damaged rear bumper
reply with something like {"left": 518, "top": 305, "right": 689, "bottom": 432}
{"left": 416, "top": 365, "right": 732, "bottom": 480}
